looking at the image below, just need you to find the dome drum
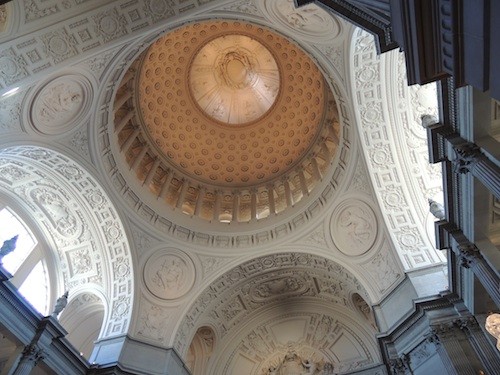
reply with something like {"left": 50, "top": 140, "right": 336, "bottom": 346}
{"left": 111, "top": 20, "right": 340, "bottom": 225}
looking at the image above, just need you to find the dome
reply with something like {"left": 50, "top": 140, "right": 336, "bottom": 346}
{"left": 113, "top": 20, "right": 340, "bottom": 225}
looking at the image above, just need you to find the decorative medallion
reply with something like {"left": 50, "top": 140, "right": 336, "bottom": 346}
{"left": 143, "top": 248, "right": 195, "bottom": 300}
{"left": 189, "top": 34, "right": 280, "bottom": 125}
{"left": 331, "top": 199, "right": 377, "bottom": 256}
{"left": 260, "top": 0, "right": 342, "bottom": 43}
{"left": 30, "top": 74, "right": 92, "bottom": 135}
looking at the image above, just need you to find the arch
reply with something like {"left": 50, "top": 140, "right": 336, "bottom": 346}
{"left": 173, "top": 252, "right": 380, "bottom": 373}
{"left": 186, "top": 325, "right": 216, "bottom": 375}
{"left": 348, "top": 28, "right": 446, "bottom": 271}
{"left": 59, "top": 292, "right": 106, "bottom": 358}
{"left": 0, "top": 146, "right": 134, "bottom": 340}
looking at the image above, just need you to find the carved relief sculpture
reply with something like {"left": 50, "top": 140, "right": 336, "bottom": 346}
{"left": 144, "top": 249, "right": 195, "bottom": 300}
{"left": 264, "top": 349, "right": 334, "bottom": 375}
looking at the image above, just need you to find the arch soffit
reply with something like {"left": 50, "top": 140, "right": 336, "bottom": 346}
{"left": 0, "top": 146, "right": 134, "bottom": 339}
{"left": 172, "top": 251, "right": 374, "bottom": 354}
{"left": 209, "top": 300, "right": 381, "bottom": 375}
{"left": 348, "top": 29, "right": 445, "bottom": 271}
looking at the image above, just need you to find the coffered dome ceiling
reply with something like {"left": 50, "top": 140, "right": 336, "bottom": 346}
{"left": 113, "top": 20, "right": 340, "bottom": 224}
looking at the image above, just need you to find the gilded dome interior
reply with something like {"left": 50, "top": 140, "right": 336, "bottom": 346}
{"left": 113, "top": 20, "right": 340, "bottom": 224}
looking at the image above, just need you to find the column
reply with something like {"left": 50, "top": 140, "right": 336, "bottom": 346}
{"left": 115, "top": 111, "right": 135, "bottom": 133}
{"left": 176, "top": 180, "right": 189, "bottom": 209}
{"left": 298, "top": 169, "right": 309, "bottom": 196}
{"left": 283, "top": 178, "right": 293, "bottom": 208}
{"left": 120, "top": 128, "right": 140, "bottom": 152}
{"left": 159, "top": 171, "right": 174, "bottom": 199}
{"left": 457, "top": 244, "right": 500, "bottom": 307}
{"left": 267, "top": 184, "right": 275, "bottom": 216}
{"left": 427, "top": 321, "right": 481, "bottom": 375}
{"left": 388, "top": 354, "right": 410, "bottom": 375}
{"left": 130, "top": 145, "right": 148, "bottom": 171}
{"left": 213, "top": 191, "right": 221, "bottom": 222}
{"left": 11, "top": 345, "right": 44, "bottom": 375}
{"left": 143, "top": 158, "right": 161, "bottom": 187}
{"left": 250, "top": 189, "right": 257, "bottom": 222}
{"left": 310, "top": 157, "right": 322, "bottom": 181}
{"left": 457, "top": 317, "right": 500, "bottom": 374}
{"left": 114, "top": 91, "right": 132, "bottom": 111}
{"left": 232, "top": 192, "right": 239, "bottom": 222}
{"left": 452, "top": 142, "right": 500, "bottom": 199}
{"left": 437, "top": 223, "right": 500, "bottom": 308}
{"left": 194, "top": 187, "right": 205, "bottom": 217}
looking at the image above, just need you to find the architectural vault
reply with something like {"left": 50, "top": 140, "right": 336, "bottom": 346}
{"left": 1, "top": 0, "right": 496, "bottom": 374}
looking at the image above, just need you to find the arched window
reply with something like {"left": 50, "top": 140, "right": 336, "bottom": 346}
{"left": 0, "top": 206, "right": 51, "bottom": 315}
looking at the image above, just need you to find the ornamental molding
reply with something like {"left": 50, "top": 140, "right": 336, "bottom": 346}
{"left": 173, "top": 252, "right": 372, "bottom": 355}
{"left": 143, "top": 248, "right": 196, "bottom": 301}
{"left": 330, "top": 198, "right": 378, "bottom": 257}
{"left": 0, "top": 0, "right": 221, "bottom": 91}
{"left": 0, "top": 146, "right": 133, "bottom": 339}
{"left": 351, "top": 29, "right": 445, "bottom": 270}
{"left": 212, "top": 309, "right": 379, "bottom": 375}
{"left": 26, "top": 72, "right": 94, "bottom": 135}
{"left": 93, "top": 3, "right": 354, "bottom": 249}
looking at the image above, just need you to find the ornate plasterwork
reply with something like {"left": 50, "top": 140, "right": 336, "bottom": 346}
{"left": 173, "top": 253, "right": 371, "bottom": 355}
{"left": 0, "top": 5, "right": 8, "bottom": 33}
{"left": 0, "top": 0, "right": 221, "bottom": 90}
{"left": 0, "top": 146, "right": 133, "bottom": 338}
{"left": 351, "top": 29, "right": 445, "bottom": 270}
{"left": 0, "top": 87, "right": 24, "bottom": 132}
{"left": 215, "top": 309, "right": 378, "bottom": 375}
{"left": 259, "top": 0, "right": 342, "bottom": 44}
{"left": 136, "top": 298, "right": 171, "bottom": 343}
{"left": 97, "top": 8, "right": 352, "bottom": 245}
{"left": 28, "top": 74, "right": 92, "bottom": 135}
{"left": 330, "top": 198, "right": 377, "bottom": 256}
{"left": 143, "top": 248, "right": 195, "bottom": 300}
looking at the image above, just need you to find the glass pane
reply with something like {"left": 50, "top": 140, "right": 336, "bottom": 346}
{"left": 0, "top": 208, "right": 37, "bottom": 273}
{"left": 18, "top": 260, "right": 49, "bottom": 315}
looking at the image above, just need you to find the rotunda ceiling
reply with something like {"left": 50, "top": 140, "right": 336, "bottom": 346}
{"left": 113, "top": 20, "right": 340, "bottom": 224}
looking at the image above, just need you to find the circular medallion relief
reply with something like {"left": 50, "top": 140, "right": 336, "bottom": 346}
{"left": 189, "top": 34, "right": 280, "bottom": 125}
{"left": 331, "top": 199, "right": 377, "bottom": 256}
{"left": 261, "top": 0, "right": 342, "bottom": 43}
{"left": 143, "top": 249, "right": 195, "bottom": 300}
{"left": 30, "top": 74, "right": 92, "bottom": 135}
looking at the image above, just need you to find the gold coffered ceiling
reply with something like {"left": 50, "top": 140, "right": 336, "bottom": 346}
{"left": 114, "top": 20, "right": 340, "bottom": 223}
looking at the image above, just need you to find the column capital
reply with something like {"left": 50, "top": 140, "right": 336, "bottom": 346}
{"left": 389, "top": 353, "right": 410, "bottom": 374}
{"left": 457, "top": 243, "right": 482, "bottom": 268}
{"left": 21, "top": 344, "right": 44, "bottom": 365}
{"left": 452, "top": 142, "right": 482, "bottom": 174}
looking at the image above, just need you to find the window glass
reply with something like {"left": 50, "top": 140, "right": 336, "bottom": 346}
{"left": 18, "top": 260, "right": 49, "bottom": 315}
{"left": 0, "top": 208, "right": 37, "bottom": 273}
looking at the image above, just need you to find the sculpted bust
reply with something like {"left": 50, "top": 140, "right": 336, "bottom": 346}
{"left": 485, "top": 313, "right": 500, "bottom": 351}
